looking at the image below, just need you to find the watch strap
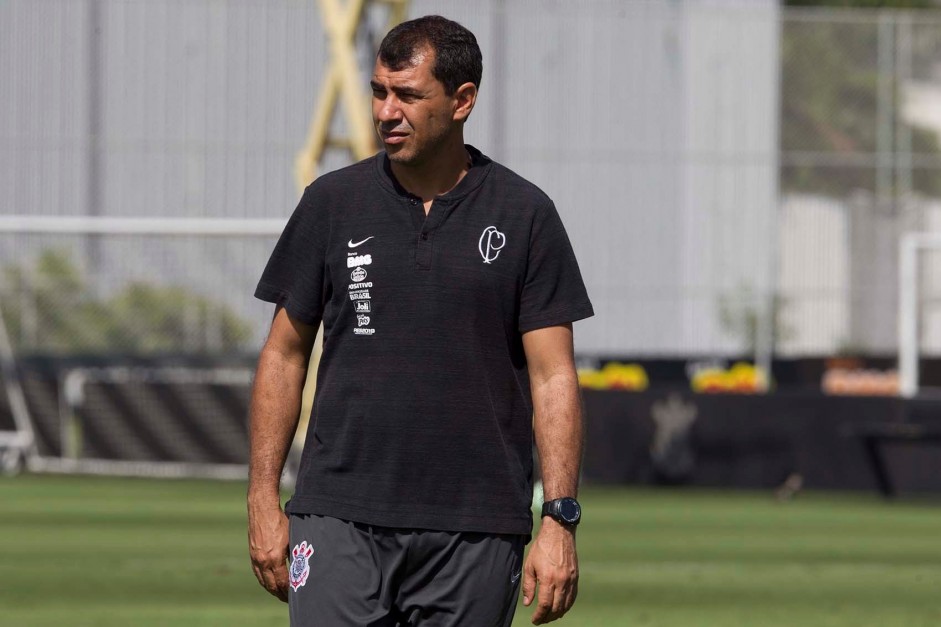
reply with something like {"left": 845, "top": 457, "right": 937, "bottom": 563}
{"left": 541, "top": 497, "right": 581, "bottom": 526}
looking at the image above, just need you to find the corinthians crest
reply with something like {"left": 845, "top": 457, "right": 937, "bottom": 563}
{"left": 289, "top": 541, "right": 314, "bottom": 591}
{"left": 478, "top": 226, "right": 506, "bottom": 263}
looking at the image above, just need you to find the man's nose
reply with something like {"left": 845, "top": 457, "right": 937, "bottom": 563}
{"left": 376, "top": 96, "right": 402, "bottom": 122}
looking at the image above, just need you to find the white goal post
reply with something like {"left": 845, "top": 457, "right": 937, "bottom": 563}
{"left": 898, "top": 232, "right": 941, "bottom": 398}
{"left": 0, "top": 215, "right": 296, "bottom": 479}
{"left": 32, "top": 365, "right": 257, "bottom": 480}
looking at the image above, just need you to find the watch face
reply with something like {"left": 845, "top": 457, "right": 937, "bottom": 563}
{"left": 559, "top": 498, "right": 581, "bottom": 523}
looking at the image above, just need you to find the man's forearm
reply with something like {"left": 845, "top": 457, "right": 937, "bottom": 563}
{"left": 524, "top": 365, "right": 583, "bottom": 622}
{"left": 532, "top": 370, "right": 584, "bottom": 500}
{"left": 248, "top": 347, "right": 308, "bottom": 507}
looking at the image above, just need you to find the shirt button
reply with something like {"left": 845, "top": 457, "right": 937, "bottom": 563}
{"left": 420, "top": 232, "right": 428, "bottom": 240}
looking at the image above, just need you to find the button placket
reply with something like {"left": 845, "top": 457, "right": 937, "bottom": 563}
{"left": 416, "top": 228, "right": 433, "bottom": 269}
{"left": 413, "top": 198, "right": 448, "bottom": 271}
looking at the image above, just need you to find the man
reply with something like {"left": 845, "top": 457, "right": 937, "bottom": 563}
{"left": 248, "top": 15, "right": 593, "bottom": 626}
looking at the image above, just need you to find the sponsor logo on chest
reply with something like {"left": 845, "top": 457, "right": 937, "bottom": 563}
{"left": 347, "top": 254, "right": 372, "bottom": 268}
{"left": 347, "top": 238, "right": 376, "bottom": 335}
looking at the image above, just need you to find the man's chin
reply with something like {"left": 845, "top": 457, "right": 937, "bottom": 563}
{"left": 385, "top": 147, "right": 418, "bottom": 165}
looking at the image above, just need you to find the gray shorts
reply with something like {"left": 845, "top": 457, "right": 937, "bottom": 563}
{"left": 288, "top": 514, "right": 526, "bottom": 627}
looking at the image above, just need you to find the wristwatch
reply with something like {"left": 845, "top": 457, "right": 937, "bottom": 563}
{"left": 541, "top": 497, "right": 581, "bottom": 526}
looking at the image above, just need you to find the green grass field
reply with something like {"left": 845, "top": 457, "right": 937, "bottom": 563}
{"left": 1, "top": 476, "right": 940, "bottom": 626}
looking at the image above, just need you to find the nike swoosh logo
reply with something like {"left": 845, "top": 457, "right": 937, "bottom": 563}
{"left": 348, "top": 236, "right": 375, "bottom": 248}
{"left": 510, "top": 570, "right": 522, "bottom": 584}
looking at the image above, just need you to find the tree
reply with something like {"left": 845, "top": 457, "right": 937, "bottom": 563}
{"left": 781, "top": 0, "right": 941, "bottom": 198}
{"left": 0, "top": 250, "right": 252, "bottom": 354}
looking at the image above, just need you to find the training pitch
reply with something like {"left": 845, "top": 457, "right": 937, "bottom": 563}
{"left": 1, "top": 475, "right": 939, "bottom": 626}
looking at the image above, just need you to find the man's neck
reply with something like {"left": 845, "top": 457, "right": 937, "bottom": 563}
{"left": 390, "top": 139, "right": 471, "bottom": 203}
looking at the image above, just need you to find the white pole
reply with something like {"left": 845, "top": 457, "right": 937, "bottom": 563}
{"left": 0, "top": 302, "right": 37, "bottom": 459}
{"left": 898, "top": 234, "right": 918, "bottom": 397}
{"left": 756, "top": 7, "right": 784, "bottom": 391}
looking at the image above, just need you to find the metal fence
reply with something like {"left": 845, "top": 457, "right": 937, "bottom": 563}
{"left": 3, "top": 1, "right": 941, "bottom": 360}
{"left": 779, "top": 9, "right": 941, "bottom": 357}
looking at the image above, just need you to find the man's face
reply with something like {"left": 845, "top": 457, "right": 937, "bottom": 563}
{"left": 370, "top": 50, "right": 461, "bottom": 167}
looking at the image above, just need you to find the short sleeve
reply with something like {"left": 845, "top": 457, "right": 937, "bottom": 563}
{"left": 254, "top": 186, "right": 330, "bottom": 325}
{"left": 518, "top": 202, "right": 594, "bottom": 332}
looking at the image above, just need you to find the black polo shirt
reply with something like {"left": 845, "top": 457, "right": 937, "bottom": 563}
{"left": 255, "top": 145, "right": 593, "bottom": 535}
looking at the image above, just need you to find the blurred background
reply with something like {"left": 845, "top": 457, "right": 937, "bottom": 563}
{"left": 2, "top": 1, "right": 941, "bottom": 625}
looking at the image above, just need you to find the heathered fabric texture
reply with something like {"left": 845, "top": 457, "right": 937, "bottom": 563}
{"left": 255, "top": 146, "right": 593, "bottom": 535}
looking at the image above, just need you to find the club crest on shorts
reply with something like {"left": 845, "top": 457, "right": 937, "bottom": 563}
{"left": 289, "top": 541, "right": 314, "bottom": 591}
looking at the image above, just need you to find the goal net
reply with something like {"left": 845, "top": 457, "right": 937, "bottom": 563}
{"left": 0, "top": 216, "right": 289, "bottom": 478}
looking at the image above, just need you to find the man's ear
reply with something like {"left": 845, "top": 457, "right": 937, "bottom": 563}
{"left": 452, "top": 82, "right": 478, "bottom": 122}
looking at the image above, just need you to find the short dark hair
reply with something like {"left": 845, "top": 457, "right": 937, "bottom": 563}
{"left": 377, "top": 15, "right": 482, "bottom": 95}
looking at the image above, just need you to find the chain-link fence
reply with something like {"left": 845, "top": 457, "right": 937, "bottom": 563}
{"left": 0, "top": 227, "right": 277, "bottom": 475}
{"left": 0, "top": 231, "right": 278, "bottom": 355}
{"left": 779, "top": 8, "right": 941, "bottom": 357}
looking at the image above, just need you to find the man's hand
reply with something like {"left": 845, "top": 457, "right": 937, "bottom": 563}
{"left": 248, "top": 503, "right": 290, "bottom": 602}
{"left": 247, "top": 306, "right": 316, "bottom": 603}
{"left": 522, "top": 518, "right": 579, "bottom": 624}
